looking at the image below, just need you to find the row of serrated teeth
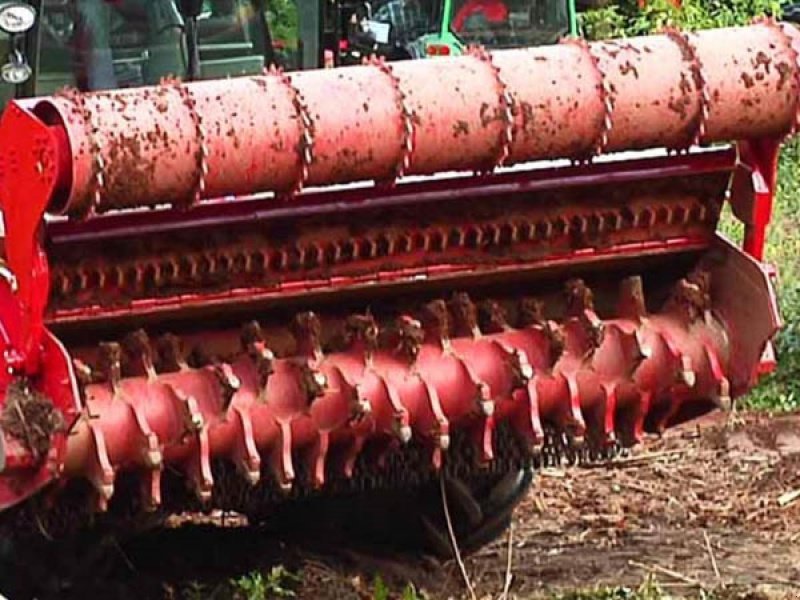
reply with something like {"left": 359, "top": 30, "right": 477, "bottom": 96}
{"left": 50, "top": 199, "right": 711, "bottom": 299}
{"left": 66, "top": 273, "right": 730, "bottom": 513}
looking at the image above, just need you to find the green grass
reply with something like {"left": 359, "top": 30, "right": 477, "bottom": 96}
{"left": 230, "top": 566, "right": 300, "bottom": 599}
{"left": 550, "top": 577, "right": 665, "bottom": 600}
{"left": 739, "top": 139, "right": 800, "bottom": 412}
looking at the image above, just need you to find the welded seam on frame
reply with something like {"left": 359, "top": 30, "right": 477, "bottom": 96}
{"left": 169, "top": 80, "right": 210, "bottom": 208}
{"left": 369, "top": 56, "right": 416, "bottom": 184}
{"left": 59, "top": 89, "right": 105, "bottom": 219}
{"left": 560, "top": 37, "right": 614, "bottom": 162}
{"left": 268, "top": 66, "right": 315, "bottom": 196}
{"left": 663, "top": 28, "right": 711, "bottom": 149}
{"left": 467, "top": 46, "right": 515, "bottom": 174}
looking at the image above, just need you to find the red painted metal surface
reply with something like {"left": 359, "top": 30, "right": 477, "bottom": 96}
{"left": 730, "top": 137, "right": 783, "bottom": 261}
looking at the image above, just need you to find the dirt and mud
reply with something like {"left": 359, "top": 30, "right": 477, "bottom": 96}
{"left": 1, "top": 410, "right": 798, "bottom": 599}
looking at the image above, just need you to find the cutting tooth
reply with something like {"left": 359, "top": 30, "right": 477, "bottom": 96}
{"left": 631, "top": 390, "right": 653, "bottom": 444}
{"left": 392, "top": 315, "right": 424, "bottom": 364}
{"left": 418, "top": 375, "right": 449, "bottom": 469}
{"left": 98, "top": 342, "right": 123, "bottom": 394}
{"left": 341, "top": 435, "right": 367, "bottom": 479}
{"left": 563, "top": 373, "right": 587, "bottom": 445}
{"left": 211, "top": 363, "right": 241, "bottom": 412}
{"left": 157, "top": 333, "right": 190, "bottom": 372}
{"left": 272, "top": 421, "right": 295, "bottom": 493}
{"left": 519, "top": 297, "right": 547, "bottom": 326}
{"left": 189, "top": 345, "right": 215, "bottom": 368}
{"left": 169, "top": 385, "right": 213, "bottom": 503}
{"left": 601, "top": 382, "right": 618, "bottom": 445}
{"left": 449, "top": 292, "right": 481, "bottom": 338}
{"left": 291, "top": 312, "right": 323, "bottom": 361}
{"left": 298, "top": 363, "right": 328, "bottom": 405}
{"left": 124, "top": 401, "right": 162, "bottom": 469}
{"left": 505, "top": 346, "right": 534, "bottom": 388}
{"left": 565, "top": 278, "right": 597, "bottom": 317}
{"left": 519, "top": 298, "right": 564, "bottom": 368}
{"left": 344, "top": 313, "right": 379, "bottom": 359}
{"left": 679, "top": 354, "right": 696, "bottom": 387}
{"left": 658, "top": 329, "right": 697, "bottom": 388}
{"left": 123, "top": 329, "right": 157, "bottom": 380}
{"left": 349, "top": 381, "right": 372, "bottom": 420}
{"left": 629, "top": 329, "right": 651, "bottom": 374}
{"left": 140, "top": 469, "right": 163, "bottom": 512}
{"left": 704, "top": 344, "right": 731, "bottom": 411}
{"left": 523, "top": 379, "right": 545, "bottom": 451}
{"left": 618, "top": 276, "right": 647, "bottom": 320}
{"left": 565, "top": 279, "right": 604, "bottom": 357}
{"left": 72, "top": 358, "right": 94, "bottom": 386}
{"left": 307, "top": 431, "right": 330, "bottom": 488}
{"left": 421, "top": 299, "right": 451, "bottom": 349}
{"left": 231, "top": 406, "right": 261, "bottom": 485}
{"left": 379, "top": 376, "right": 411, "bottom": 442}
{"left": 86, "top": 418, "right": 115, "bottom": 512}
{"left": 241, "top": 321, "right": 275, "bottom": 391}
{"left": 478, "top": 300, "right": 511, "bottom": 333}
{"left": 666, "top": 270, "right": 712, "bottom": 322}
{"left": 121, "top": 400, "right": 163, "bottom": 510}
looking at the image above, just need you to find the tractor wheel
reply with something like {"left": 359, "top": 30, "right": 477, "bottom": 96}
{"left": 414, "top": 467, "right": 534, "bottom": 559}
{"left": 257, "top": 465, "right": 534, "bottom": 559}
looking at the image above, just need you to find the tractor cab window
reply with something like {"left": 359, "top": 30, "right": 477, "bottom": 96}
{"left": 35, "top": 0, "right": 272, "bottom": 94}
{"left": 450, "top": 0, "right": 567, "bottom": 48}
{"left": 371, "top": 0, "right": 437, "bottom": 46}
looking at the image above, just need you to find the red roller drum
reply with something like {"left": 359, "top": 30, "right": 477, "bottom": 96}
{"left": 26, "top": 21, "right": 800, "bottom": 218}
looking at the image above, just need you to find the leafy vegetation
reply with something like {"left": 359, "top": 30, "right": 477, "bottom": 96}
{"left": 230, "top": 566, "right": 300, "bottom": 599}
{"left": 579, "top": 0, "right": 782, "bottom": 39}
{"left": 265, "top": 0, "right": 298, "bottom": 47}
{"left": 581, "top": 1, "right": 800, "bottom": 413}
{"left": 550, "top": 576, "right": 665, "bottom": 600}
{"left": 372, "top": 574, "right": 427, "bottom": 600}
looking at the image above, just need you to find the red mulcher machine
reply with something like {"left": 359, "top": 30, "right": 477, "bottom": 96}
{"left": 0, "top": 18, "right": 795, "bottom": 590}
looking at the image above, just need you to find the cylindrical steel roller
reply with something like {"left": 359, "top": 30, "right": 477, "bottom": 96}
{"left": 33, "top": 22, "right": 800, "bottom": 217}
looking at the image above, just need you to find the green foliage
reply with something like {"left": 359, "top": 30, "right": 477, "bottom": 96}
{"left": 579, "top": 0, "right": 782, "bottom": 40}
{"left": 553, "top": 576, "right": 665, "bottom": 600}
{"left": 400, "top": 582, "right": 425, "bottom": 600}
{"left": 265, "top": 0, "right": 298, "bottom": 47}
{"left": 182, "top": 580, "right": 210, "bottom": 600}
{"left": 371, "top": 574, "right": 426, "bottom": 600}
{"left": 373, "top": 574, "right": 390, "bottom": 600}
{"left": 230, "top": 566, "right": 300, "bottom": 600}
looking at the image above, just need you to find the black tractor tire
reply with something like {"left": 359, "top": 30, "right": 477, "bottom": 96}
{"left": 257, "top": 465, "right": 534, "bottom": 559}
{"left": 416, "top": 467, "right": 534, "bottom": 558}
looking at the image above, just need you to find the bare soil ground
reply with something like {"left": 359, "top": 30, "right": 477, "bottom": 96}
{"left": 4, "top": 411, "right": 800, "bottom": 599}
